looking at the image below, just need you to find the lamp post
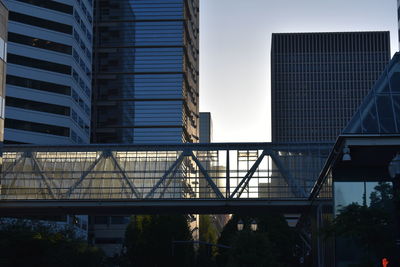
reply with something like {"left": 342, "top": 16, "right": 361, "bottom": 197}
{"left": 389, "top": 154, "right": 400, "bottom": 261}
{"left": 237, "top": 218, "right": 257, "bottom": 232}
{"left": 250, "top": 219, "right": 258, "bottom": 232}
{"left": 237, "top": 219, "right": 244, "bottom": 231}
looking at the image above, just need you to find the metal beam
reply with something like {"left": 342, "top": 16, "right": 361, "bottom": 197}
{"left": 3, "top": 142, "right": 334, "bottom": 153}
{"left": 267, "top": 149, "right": 307, "bottom": 198}
{"left": 0, "top": 198, "right": 323, "bottom": 215}
{"left": 189, "top": 151, "right": 224, "bottom": 199}
{"left": 109, "top": 152, "right": 140, "bottom": 198}
{"left": 145, "top": 152, "right": 186, "bottom": 198}
{"left": 2, "top": 151, "right": 26, "bottom": 177}
{"left": 65, "top": 153, "right": 104, "bottom": 198}
{"left": 226, "top": 150, "right": 230, "bottom": 198}
{"left": 31, "top": 154, "right": 56, "bottom": 199}
{"left": 159, "top": 157, "right": 184, "bottom": 198}
{"left": 230, "top": 150, "right": 266, "bottom": 198}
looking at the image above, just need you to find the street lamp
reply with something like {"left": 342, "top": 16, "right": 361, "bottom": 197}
{"left": 250, "top": 219, "right": 258, "bottom": 232}
{"left": 237, "top": 219, "right": 244, "bottom": 231}
{"left": 389, "top": 154, "right": 400, "bottom": 262}
{"left": 237, "top": 219, "right": 258, "bottom": 232}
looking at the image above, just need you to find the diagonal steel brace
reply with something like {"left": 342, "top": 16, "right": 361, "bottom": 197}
{"left": 145, "top": 152, "right": 186, "bottom": 199}
{"left": 189, "top": 151, "right": 224, "bottom": 199}
{"left": 230, "top": 150, "right": 266, "bottom": 198}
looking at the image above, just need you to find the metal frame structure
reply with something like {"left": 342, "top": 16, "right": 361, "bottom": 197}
{"left": 0, "top": 142, "right": 332, "bottom": 214}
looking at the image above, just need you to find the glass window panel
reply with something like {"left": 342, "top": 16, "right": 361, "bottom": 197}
{"left": 376, "top": 95, "right": 396, "bottom": 133}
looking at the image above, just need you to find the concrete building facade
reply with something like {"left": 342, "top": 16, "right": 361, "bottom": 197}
{"left": 4, "top": 0, "right": 93, "bottom": 145}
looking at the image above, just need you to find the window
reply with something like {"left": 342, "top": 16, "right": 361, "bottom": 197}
{"left": 6, "top": 75, "right": 71, "bottom": 95}
{"left": 6, "top": 96, "right": 70, "bottom": 116}
{"left": 14, "top": 0, "right": 73, "bottom": 14}
{"left": 8, "top": 32, "right": 72, "bottom": 54}
{"left": 8, "top": 54, "right": 71, "bottom": 75}
{"left": 9, "top": 11, "right": 72, "bottom": 34}
{"left": 5, "top": 118, "right": 70, "bottom": 137}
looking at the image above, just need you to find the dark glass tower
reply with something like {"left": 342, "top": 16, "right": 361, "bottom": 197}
{"left": 93, "top": 0, "right": 199, "bottom": 144}
{"left": 271, "top": 32, "right": 391, "bottom": 143}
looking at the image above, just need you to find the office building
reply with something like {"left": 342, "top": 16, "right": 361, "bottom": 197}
{"left": 90, "top": 0, "right": 199, "bottom": 255}
{"left": 2, "top": 0, "right": 93, "bottom": 237}
{"left": 92, "top": 0, "right": 199, "bottom": 144}
{"left": 199, "top": 112, "right": 212, "bottom": 143}
{"left": 4, "top": 0, "right": 93, "bottom": 145}
{"left": 271, "top": 32, "right": 391, "bottom": 143}
{"left": 0, "top": 0, "right": 6, "bottom": 149}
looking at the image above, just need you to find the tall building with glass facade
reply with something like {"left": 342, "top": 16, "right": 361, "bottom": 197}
{"left": 90, "top": 0, "right": 199, "bottom": 255}
{"left": 0, "top": 0, "right": 6, "bottom": 149}
{"left": 271, "top": 32, "right": 391, "bottom": 143}
{"left": 92, "top": 0, "right": 199, "bottom": 144}
{"left": 4, "top": 0, "right": 93, "bottom": 145}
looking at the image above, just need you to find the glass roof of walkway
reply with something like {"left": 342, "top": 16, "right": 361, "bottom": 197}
{"left": 344, "top": 52, "right": 400, "bottom": 135}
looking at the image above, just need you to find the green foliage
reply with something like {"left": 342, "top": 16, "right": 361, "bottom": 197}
{"left": 196, "top": 215, "right": 219, "bottom": 267}
{"left": 124, "top": 215, "right": 194, "bottom": 267}
{"left": 324, "top": 182, "right": 397, "bottom": 265}
{"left": 0, "top": 219, "right": 105, "bottom": 267}
{"left": 216, "top": 214, "right": 298, "bottom": 267}
{"left": 227, "top": 231, "right": 278, "bottom": 267}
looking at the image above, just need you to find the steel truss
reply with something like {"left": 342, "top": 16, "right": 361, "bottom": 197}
{"left": 1, "top": 143, "right": 332, "bottom": 202}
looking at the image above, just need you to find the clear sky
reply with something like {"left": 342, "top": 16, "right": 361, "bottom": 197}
{"left": 199, "top": 0, "right": 398, "bottom": 142}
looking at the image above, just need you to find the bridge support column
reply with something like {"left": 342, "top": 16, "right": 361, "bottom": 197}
{"left": 310, "top": 203, "right": 334, "bottom": 267}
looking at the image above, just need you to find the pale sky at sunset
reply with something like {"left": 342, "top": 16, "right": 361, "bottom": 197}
{"left": 199, "top": 0, "right": 398, "bottom": 142}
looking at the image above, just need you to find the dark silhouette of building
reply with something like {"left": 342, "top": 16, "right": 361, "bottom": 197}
{"left": 271, "top": 31, "right": 391, "bottom": 142}
{"left": 199, "top": 112, "right": 212, "bottom": 143}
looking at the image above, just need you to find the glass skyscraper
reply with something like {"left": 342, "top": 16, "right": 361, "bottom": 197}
{"left": 90, "top": 0, "right": 199, "bottom": 255}
{"left": 271, "top": 31, "right": 391, "bottom": 143}
{"left": 93, "top": 0, "right": 199, "bottom": 144}
{"left": 0, "top": 0, "right": 6, "bottom": 148}
{"left": 4, "top": 0, "right": 93, "bottom": 145}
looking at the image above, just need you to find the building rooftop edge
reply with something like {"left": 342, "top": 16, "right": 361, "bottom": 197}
{"left": 272, "top": 30, "right": 390, "bottom": 36}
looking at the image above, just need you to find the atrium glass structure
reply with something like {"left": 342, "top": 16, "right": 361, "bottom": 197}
{"left": 311, "top": 52, "right": 400, "bottom": 267}
{"left": 271, "top": 31, "right": 391, "bottom": 143}
{"left": 93, "top": 0, "right": 199, "bottom": 144}
{"left": 4, "top": 0, "right": 93, "bottom": 145}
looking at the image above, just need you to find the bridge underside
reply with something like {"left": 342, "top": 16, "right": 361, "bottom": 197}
{"left": 0, "top": 199, "right": 326, "bottom": 215}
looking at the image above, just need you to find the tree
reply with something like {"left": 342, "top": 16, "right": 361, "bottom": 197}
{"left": 0, "top": 219, "right": 105, "bottom": 267}
{"left": 324, "top": 182, "right": 396, "bottom": 266}
{"left": 196, "top": 215, "right": 219, "bottom": 267}
{"left": 227, "top": 231, "right": 278, "bottom": 267}
{"left": 124, "top": 215, "right": 195, "bottom": 267}
{"left": 216, "top": 213, "right": 299, "bottom": 267}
